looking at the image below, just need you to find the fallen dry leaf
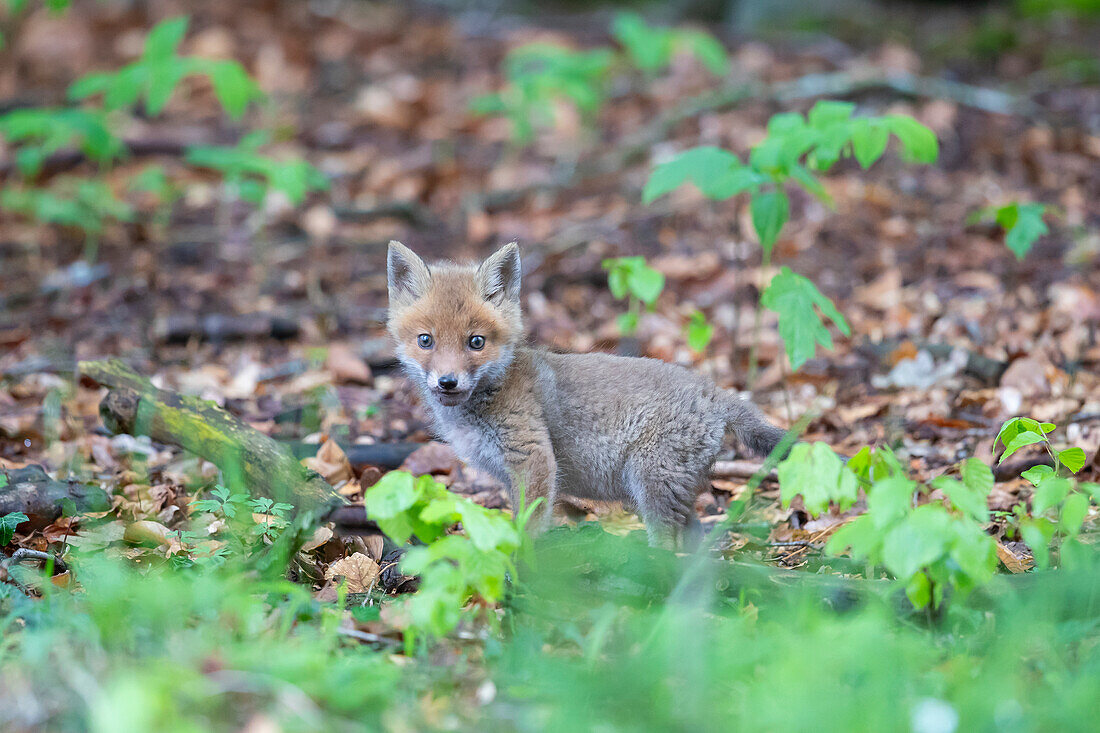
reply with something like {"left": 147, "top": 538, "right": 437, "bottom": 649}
{"left": 301, "top": 525, "right": 334, "bottom": 553}
{"left": 363, "top": 534, "right": 384, "bottom": 561}
{"left": 325, "top": 552, "right": 381, "bottom": 593}
{"left": 326, "top": 342, "right": 372, "bottom": 385}
{"left": 123, "top": 520, "right": 173, "bottom": 546}
{"left": 400, "top": 442, "right": 463, "bottom": 476}
{"left": 996, "top": 541, "right": 1034, "bottom": 573}
{"left": 304, "top": 439, "right": 354, "bottom": 485}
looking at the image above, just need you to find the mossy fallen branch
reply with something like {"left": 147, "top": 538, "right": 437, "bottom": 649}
{"left": 79, "top": 359, "right": 345, "bottom": 531}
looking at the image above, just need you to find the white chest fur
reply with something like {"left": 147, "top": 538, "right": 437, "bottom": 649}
{"left": 429, "top": 404, "right": 510, "bottom": 484}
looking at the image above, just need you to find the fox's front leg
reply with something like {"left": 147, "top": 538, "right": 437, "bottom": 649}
{"left": 499, "top": 423, "right": 557, "bottom": 534}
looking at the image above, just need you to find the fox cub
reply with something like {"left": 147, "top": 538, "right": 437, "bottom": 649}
{"left": 386, "top": 241, "right": 786, "bottom": 548}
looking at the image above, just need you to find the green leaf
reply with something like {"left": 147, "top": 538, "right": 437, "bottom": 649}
{"left": 642, "top": 147, "right": 763, "bottom": 203}
{"left": 145, "top": 63, "right": 185, "bottom": 115}
{"left": 603, "top": 259, "right": 630, "bottom": 299}
{"left": 933, "top": 475, "right": 989, "bottom": 524}
{"left": 1032, "top": 476, "right": 1071, "bottom": 515}
{"left": 617, "top": 311, "right": 638, "bottom": 335}
{"left": 750, "top": 189, "right": 789, "bottom": 254}
{"left": 626, "top": 264, "right": 665, "bottom": 306}
{"left": 67, "top": 71, "right": 114, "bottom": 101}
{"left": 826, "top": 514, "right": 879, "bottom": 559}
{"left": 611, "top": 12, "right": 670, "bottom": 72}
{"left": 994, "top": 417, "right": 1049, "bottom": 453}
{"left": 850, "top": 118, "right": 890, "bottom": 169}
{"left": 882, "top": 505, "right": 952, "bottom": 581}
{"left": 1020, "top": 518, "right": 1055, "bottom": 570}
{"left": 685, "top": 310, "right": 713, "bottom": 353}
{"left": 885, "top": 115, "right": 938, "bottom": 163}
{"left": 1003, "top": 203, "right": 1048, "bottom": 260}
{"left": 1057, "top": 447, "right": 1087, "bottom": 474}
{"left": 866, "top": 475, "right": 917, "bottom": 529}
{"left": 905, "top": 571, "right": 932, "bottom": 609}
{"left": 1021, "top": 464, "right": 1054, "bottom": 487}
{"left": 458, "top": 504, "right": 519, "bottom": 552}
{"left": 1060, "top": 492, "right": 1089, "bottom": 536}
{"left": 761, "top": 267, "right": 850, "bottom": 371}
{"left": 206, "top": 60, "right": 261, "bottom": 119}
{"left": 679, "top": 31, "right": 728, "bottom": 76}
{"left": 0, "top": 474, "right": 7, "bottom": 488}
{"left": 949, "top": 520, "right": 997, "bottom": 583}
{"left": 807, "top": 100, "right": 855, "bottom": 128}
{"left": 777, "top": 442, "right": 860, "bottom": 517}
{"left": 961, "top": 458, "right": 994, "bottom": 497}
{"left": 929, "top": 460, "right": 993, "bottom": 524}
{"left": 0, "top": 511, "right": 29, "bottom": 546}
{"left": 365, "top": 471, "right": 419, "bottom": 520}
{"left": 787, "top": 164, "right": 831, "bottom": 205}
{"left": 998, "top": 431, "right": 1046, "bottom": 463}
{"left": 993, "top": 416, "right": 1023, "bottom": 449}
{"left": 143, "top": 16, "right": 189, "bottom": 63}
{"left": 103, "top": 65, "right": 145, "bottom": 111}
{"left": 847, "top": 445, "right": 904, "bottom": 483}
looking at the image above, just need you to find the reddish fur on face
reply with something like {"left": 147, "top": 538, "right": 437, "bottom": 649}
{"left": 388, "top": 266, "right": 522, "bottom": 381}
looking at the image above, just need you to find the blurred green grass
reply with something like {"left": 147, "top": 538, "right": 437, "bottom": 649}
{"left": 3, "top": 524, "right": 1099, "bottom": 732}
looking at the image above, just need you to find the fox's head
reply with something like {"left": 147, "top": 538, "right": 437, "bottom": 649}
{"left": 386, "top": 241, "right": 523, "bottom": 407}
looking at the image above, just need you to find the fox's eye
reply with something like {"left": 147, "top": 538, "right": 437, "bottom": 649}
{"left": 468, "top": 335, "right": 485, "bottom": 350}
{"left": 417, "top": 333, "right": 434, "bottom": 349}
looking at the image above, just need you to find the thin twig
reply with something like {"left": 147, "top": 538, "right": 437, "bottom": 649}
{"left": 336, "top": 626, "right": 401, "bottom": 647}
{"left": 711, "top": 460, "right": 775, "bottom": 480}
{"left": 6, "top": 548, "right": 68, "bottom": 575}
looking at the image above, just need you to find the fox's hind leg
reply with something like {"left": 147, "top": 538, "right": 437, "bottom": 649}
{"left": 628, "top": 468, "right": 704, "bottom": 551}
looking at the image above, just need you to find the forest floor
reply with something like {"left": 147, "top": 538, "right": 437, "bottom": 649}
{"left": 2, "top": 0, "right": 1100, "bottom": 581}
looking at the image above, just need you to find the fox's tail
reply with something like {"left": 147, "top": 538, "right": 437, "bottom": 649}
{"left": 723, "top": 393, "right": 788, "bottom": 460}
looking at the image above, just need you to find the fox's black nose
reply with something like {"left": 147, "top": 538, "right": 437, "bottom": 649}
{"left": 437, "top": 374, "right": 458, "bottom": 390}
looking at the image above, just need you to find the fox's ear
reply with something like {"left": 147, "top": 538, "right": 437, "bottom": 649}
{"left": 387, "top": 241, "right": 431, "bottom": 305}
{"left": 477, "top": 242, "right": 521, "bottom": 305}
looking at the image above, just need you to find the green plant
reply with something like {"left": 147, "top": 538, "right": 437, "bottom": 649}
{"left": 644, "top": 101, "right": 937, "bottom": 373}
{"left": 191, "top": 483, "right": 249, "bottom": 519}
{"left": 0, "top": 108, "right": 122, "bottom": 177}
{"left": 129, "top": 164, "right": 182, "bottom": 238}
{"left": 602, "top": 256, "right": 665, "bottom": 335}
{"left": 365, "top": 471, "right": 535, "bottom": 641}
{"left": 471, "top": 43, "right": 614, "bottom": 144}
{"left": 247, "top": 496, "right": 294, "bottom": 542}
{"left": 183, "top": 484, "right": 293, "bottom": 567}
{"left": 1017, "top": 0, "right": 1100, "bottom": 17}
{"left": 0, "top": 511, "right": 28, "bottom": 546}
{"left": 186, "top": 131, "right": 328, "bottom": 208}
{"left": 759, "top": 267, "right": 850, "bottom": 371}
{"left": 685, "top": 309, "right": 714, "bottom": 353}
{"left": 780, "top": 418, "right": 1099, "bottom": 610}
{"left": 0, "top": 557, "right": 405, "bottom": 729}
{"left": 970, "top": 202, "right": 1050, "bottom": 259}
{"left": 994, "top": 417, "right": 1098, "bottom": 568}
{"left": 473, "top": 14, "right": 728, "bottom": 145}
{"left": 778, "top": 443, "right": 998, "bottom": 609}
{"left": 0, "top": 177, "right": 133, "bottom": 260}
{"left": 611, "top": 12, "right": 728, "bottom": 77}
{"left": 68, "top": 16, "right": 262, "bottom": 120}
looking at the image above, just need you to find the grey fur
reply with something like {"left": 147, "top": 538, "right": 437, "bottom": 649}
{"left": 387, "top": 243, "right": 787, "bottom": 549}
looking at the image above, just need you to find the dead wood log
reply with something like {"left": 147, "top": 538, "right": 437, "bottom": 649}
{"left": 285, "top": 441, "right": 421, "bottom": 471}
{"left": 153, "top": 313, "right": 300, "bottom": 344}
{"left": 79, "top": 359, "right": 344, "bottom": 527}
{"left": 0, "top": 465, "right": 111, "bottom": 529}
